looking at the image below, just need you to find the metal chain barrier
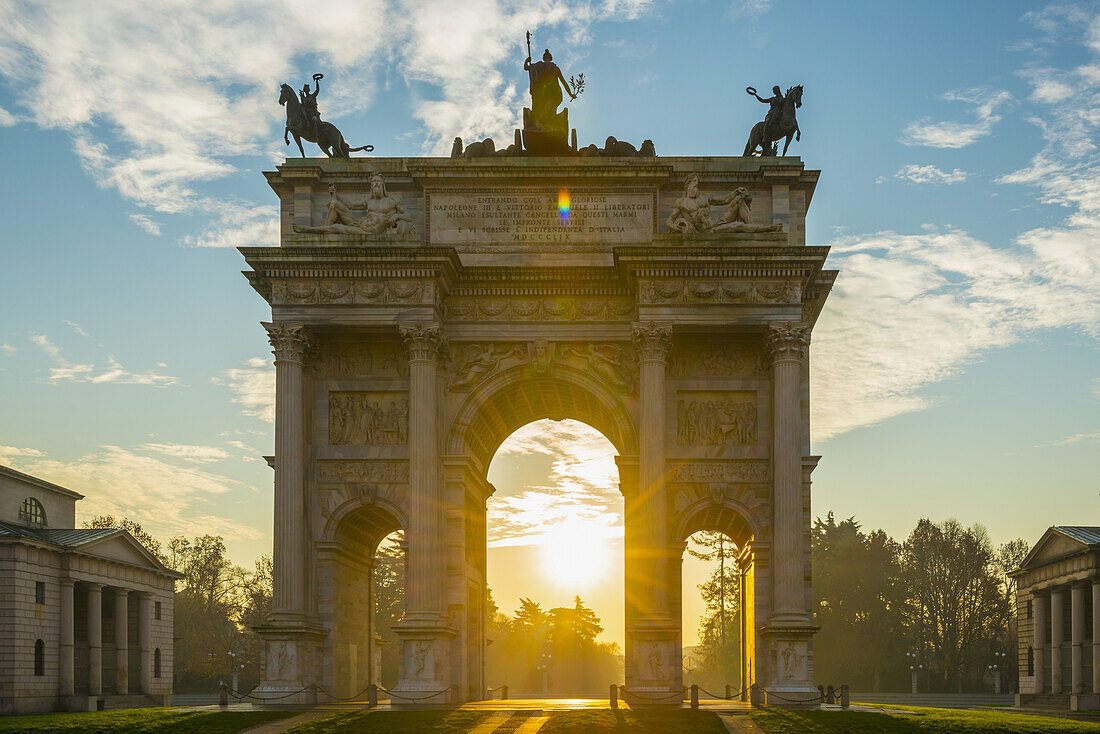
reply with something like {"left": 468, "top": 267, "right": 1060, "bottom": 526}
{"left": 697, "top": 684, "right": 752, "bottom": 700}
{"left": 377, "top": 684, "right": 456, "bottom": 702}
{"left": 618, "top": 687, "right": 689, "bottom": 702}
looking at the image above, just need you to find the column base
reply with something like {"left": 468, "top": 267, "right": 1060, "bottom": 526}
{"left": 390, "top": 616, "right": 457, "bottom": 707}
{"left": 626, "top": 614, "right": 681, "bottom": 704}
{"left": 252, "top": 619, "right": 327, "bottom": 707}
{"left": 762, "top": 618, "right": 820, "bottom": 708}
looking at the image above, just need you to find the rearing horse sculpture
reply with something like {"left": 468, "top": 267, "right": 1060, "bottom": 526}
{"left": 279, "top": 83, "right": 373, "bottom": 158}
{"left": 743, "top": 85, "right": 803, "bottom": 157}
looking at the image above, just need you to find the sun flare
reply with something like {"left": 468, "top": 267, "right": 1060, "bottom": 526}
{"left": 539, "top": 515, "right": 611, "bottom": 588}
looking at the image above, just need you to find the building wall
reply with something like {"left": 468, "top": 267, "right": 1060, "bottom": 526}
{"left": 0, "top": 473, "right": 77, "bottom": 529}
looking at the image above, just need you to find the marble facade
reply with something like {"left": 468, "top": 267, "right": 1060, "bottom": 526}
{"left": 243, "top": 155, "right": 835, "bottom": 705}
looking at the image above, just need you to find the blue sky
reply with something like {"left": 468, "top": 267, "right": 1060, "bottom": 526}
{"left": 0, "top": 0, "right": 1098, "bottom": 642}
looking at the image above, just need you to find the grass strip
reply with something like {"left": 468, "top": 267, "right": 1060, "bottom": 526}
{"left": 283, "top": 709, "right": 489, "bottom": 733}
{"left": 0, "top": 709, "right": 293, "bottom": 734}
{"left": 750, "top": 706, "right": 1100, "bottom": 733}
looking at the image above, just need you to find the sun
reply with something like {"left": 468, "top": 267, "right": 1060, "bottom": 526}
{"left": 539, "top": 515, "right": 611, "bottom": 589}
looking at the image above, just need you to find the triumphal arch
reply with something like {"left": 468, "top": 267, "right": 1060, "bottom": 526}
{"left": 241, "top": 151, "right": 835, "bottom": 705}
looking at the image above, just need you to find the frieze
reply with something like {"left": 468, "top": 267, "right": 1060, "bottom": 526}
{"left": 444, "top": 296, "right": 635, "bottom": 322}
{"left": 271, "top": 279, "right": 432, "bottom": 306}
{"left": 310, "top": 341, "right": 408, "bottom": 378}
{"left": 677, "top": 392, "right": 757, "bottom": 446}
{"left": 316, "top": 459, "right": 409, "bottom": 483}
{"left": 329, "top": 392, "right": 409, "bottom": 446}
{"left": 669, "top": 460, "right": 771, "bottom": 483}
{"left": 671, "top": 342, "right": 769, "bottom": 378}
{"left": 556, "top": 342, "right": 637, "bottom": 393}
{"left": 639, "top": 280, "right": 799, "bottom": 305}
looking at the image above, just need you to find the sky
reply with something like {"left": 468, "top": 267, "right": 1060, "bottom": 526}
{"left": 1, "top": 0, "right": 1098, "bottom": 647}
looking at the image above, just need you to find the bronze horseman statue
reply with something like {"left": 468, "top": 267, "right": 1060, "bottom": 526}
{"left": 279, "top": 73, "right": 375, "bottom": 158}
{"left": 743, "top": 84, "right": 803, "bottom": 156}
{"left": 522, "top": 31, "right": 583, "bottom": 155}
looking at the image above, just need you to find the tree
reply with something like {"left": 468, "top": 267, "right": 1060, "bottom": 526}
{"left": 83, "top": 514, "right": 165, "bottom": 562}
{"left": 901, "top": 519, "right": 1009, "bottom": 693}
{"left": 372, "top": 532, "right": 405, "bottom": 688}
{"left": 688, "top": 531, "right": 741, "bottom": 692}
{"left": 812, "top": 513, "right": 906, "bottom": 691}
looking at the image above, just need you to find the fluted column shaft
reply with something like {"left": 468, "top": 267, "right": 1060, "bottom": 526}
{"left": 115, "top": 589, "right": 129, "bottom": 694}
{"left": 1052, "top": 588, "right": 1065, "bottom": 694}
{"left": 1033, "top": 593, "right": 1047, "bottom": 693}
{"left": 264, "top": 322, "right": 309, "bottom": 617}
{"left": 87, "top": 583, "right": 103, "bottom": 696}
{"left": 138, "top": 593, "right": 153, "bottom": 694}
{"left": 401, "top": 324, "right": 444, "bottom": 615}
{"left": 633, "top": 322, "right": 672, "bottom": 615}
{"left": 768, "top": 322, "right": 810, "bottom": 619}
{"left": 1093, "top": 582, "right": 1100, "bottom": 695}
{"left": 59, "top": 580, "right": 74, "bottom": 697}
{"left": 1071, "top": 584, "right": 1085, "bottom": 695}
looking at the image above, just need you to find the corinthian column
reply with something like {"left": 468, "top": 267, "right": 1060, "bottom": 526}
{"left": 632, "top": 322, "right": 672, "bottom": 615}
{"left": 400, "top": 323, "right": 445, "bottom": 618}
{"left": 264, "top": 322, "right": 310, "bottom": 619}
{"left": 768, "top": 321, "right": 810, "bottom": 621}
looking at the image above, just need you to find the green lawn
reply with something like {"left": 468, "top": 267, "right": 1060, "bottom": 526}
{"left": 539, "top": 709, "right": 727, "bottom": 733}
{"left": 284, "top": 710, "right": 489, "bottom": 733}
{"left": 0, "top": 709, "right": 294, "bottom": 733}
{"left": 751, "top": 706, "right": 1100, "bottom": 733}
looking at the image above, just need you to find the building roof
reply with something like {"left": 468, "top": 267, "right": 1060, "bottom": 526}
{"left": 0, "top": 521, "right": 181, "bottom": 577}
{"left": 0, "top": 464, "right": 84, "bottom": 500}
{"left": 1053, "top": 526, "right": 1100, "bottom": 546}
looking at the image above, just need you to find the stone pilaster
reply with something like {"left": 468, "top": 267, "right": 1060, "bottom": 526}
{"left": 264, "top": 321, "right": 310, "bottom": 619}
{"left": 59, "top": 580, "right": 74, "bottom": 697}
{"left": 1072, "top": 584, "right": 1086, "bottom": 695}
{"left": 391, "top": 323, "right": 456, "bottom": 705}
{"left": 87, "top": 583, "right": 103, "bottom": 696}
{"left": 138, "top": 592, "right": 153, "bottom": 695}
{"left": 762, "top": 321, "right": 818, "bottom": 705}
{"left": 1033, "top": 592, "right": 1047, "bottom": 693}
{"left": 1052, "top": 589, "right": 1065, "bottom": 694}
{"left": 115, "top": 589, "right": 129, "bottom": 695}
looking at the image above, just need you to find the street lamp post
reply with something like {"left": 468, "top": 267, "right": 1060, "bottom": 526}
{"left": 988, "top": 651, "right": 1004, "bottom": 694}
{"left": 536, "top": 652, "right": 551, "bottom": 696}
{"left": 905, "top": 652, "right": 924, "bottom": 694}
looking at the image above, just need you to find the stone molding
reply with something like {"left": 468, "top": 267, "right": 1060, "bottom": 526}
{"left": 767, "top": 321, "right": 811, "bottom": 363}
{"left": 399, "top": 323, "right": 446, "bottom": 363}
{"left": 668, "top": 459, "right": 772, "bottom": 483}
{"left": 316, "top": 459, "right": 409, "bottom": 483}
{"left": 639, "top": 280, "right": 799, "bottom": 305}
{"left": 263, "top": 322, "right": 310, "bottom": 364}
{"left": 632, "top": 322, "right": 673, "bottom": 363}
{"left": 444, "top": 296, "right": 635, "bottom": 322}
{"left": 271, "top": 279, "right": 432, "bottom": 305}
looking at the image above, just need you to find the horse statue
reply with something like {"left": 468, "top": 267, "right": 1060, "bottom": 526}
{"left": 743, "top": 85, "right": 803, "bottom": 157}
{"left": 278, "top": 82, "right": 373, "bottom": 158}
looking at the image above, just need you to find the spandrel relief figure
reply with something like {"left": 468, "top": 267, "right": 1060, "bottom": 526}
{"left": 294, "top": 175, "right": 415, "bottom": 237}
{"left": 448, "top": 343, "right": 526, "bottom": 392}
{"left": 667, "top": 174, "right": 782, "bottom": 234}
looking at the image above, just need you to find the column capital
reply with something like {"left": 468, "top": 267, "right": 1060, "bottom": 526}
{"left": 631, "top": 321, "right": 672, "bottom": 363}
{"left": 767, "top": 321, "right": 810, "bottom": 363}
{"left": 85, "top": 582, "right": 104, "bottom": 592}
{"left": 263, "top": 322, "right": 310, "bottom": 364}
{"left": 399, "top": 322, "right": 445, "bottom": 362}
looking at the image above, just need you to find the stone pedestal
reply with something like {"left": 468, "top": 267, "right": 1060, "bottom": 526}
{"left": 389, "top": 621, "right": 457, "bottom": 706}
{"left": 252, "top": 624, "right": 326, "bottom": 706}
{"left": 626, "top": 616, "right": 681, "bottom": 702}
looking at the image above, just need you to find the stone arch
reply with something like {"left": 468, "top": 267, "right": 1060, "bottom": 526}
{"left": 324, "top": 496, "right": 407, "bottom": 550}
{"left": 675, "top": 498, "right": 760, "bottom": 549}
{"left": 446, "top": 362, "right": 638, "bottom": 475}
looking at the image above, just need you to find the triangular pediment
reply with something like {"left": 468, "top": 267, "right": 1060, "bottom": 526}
{"left": 1019, "top": 527, "right": 1090, "bottom": 570}
{"left": 76, "top": 532, "right": 174, "bottom": 574}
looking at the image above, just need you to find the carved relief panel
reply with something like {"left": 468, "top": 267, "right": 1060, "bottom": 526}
{"left": 676, "top": 391, "right": 757, "bottom": 446}
{"left": 329, "top": 393, "right": 409, "bottom": 445}
{"left": 671, "top": 341, "right": 769, "bottom": 379}
{"left": 311, "top": 340, "right": 408, "bottom": 379}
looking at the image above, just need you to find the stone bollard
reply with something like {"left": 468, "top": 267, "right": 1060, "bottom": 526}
{"left": 726, "top": 684, "right": 733, "bottom": 700}
{"left": 749, "top": 683, "right": 763, "bottom": 707}
{"left": 840, "top": 684, "right": 850, "bottom": 709}
{"left": 368, "top": 684, "right": 378, "bottom": 708}
{"left": 690, "top": 684, "right": 699, "bottom": 709}
{"left": 826, "top": 684, "right": 835, "bottom": 704}
{"left": 219, "top": 681, "right": 228, "bottom": 707}
{"left": 610, "top": 683, "right": 619, "bottom": 710}
{"left": 501, "top": 684, "right": 509, "bottom": 700}
{"left": 817, "top": 684, "right": 825, "bottom": 701}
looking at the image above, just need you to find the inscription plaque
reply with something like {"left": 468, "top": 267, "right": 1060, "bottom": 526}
{"left": 428, "top": 189, "right": 655, "bottom": 245}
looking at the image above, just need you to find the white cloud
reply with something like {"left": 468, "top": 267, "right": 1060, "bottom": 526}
{"left": 0, "top": 106, "right": 15, "bottom": 126}
{"left": 62, "top": 320, "right": 89, "bottom": 337}
{"left": 488, "top": 420, "right": 622, "bottom": 547}
{"left": 0, "top": 344, "right": 17, "bottom": 354}
{"left": 137, "top": 443, "right": 231, "bottom": 463}
{"left": 1, "top": 444, "right": 264, "bottom": 541}
{"left": 891, "top": 164, "right": 969, "bottom": 184}
{"left": 213, "top": 357, "right": 274, "bottom": 422}
{"left": 0, "top": 445, "right": 46, "bottom": 464}
{"left": 0, "top": 0, "right": 653, "bottom": 245}
{"left": 29, "top": 333, "right": 179, "bottom": 386}
{"left": 1093, "top": 377, "right": 1100, "bottom": 399}
{"left": 129, "top": 213, "right": 162, "bottom": 235}
{"left": 900, "top": 89, "right": 1012, "bottom": 148}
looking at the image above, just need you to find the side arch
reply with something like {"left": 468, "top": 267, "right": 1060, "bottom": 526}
{"left": 446, "top": 362, "right": 638, "bottom": 473}
{"left": 675, "top": 497, "right": 762, "bottom": 549}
